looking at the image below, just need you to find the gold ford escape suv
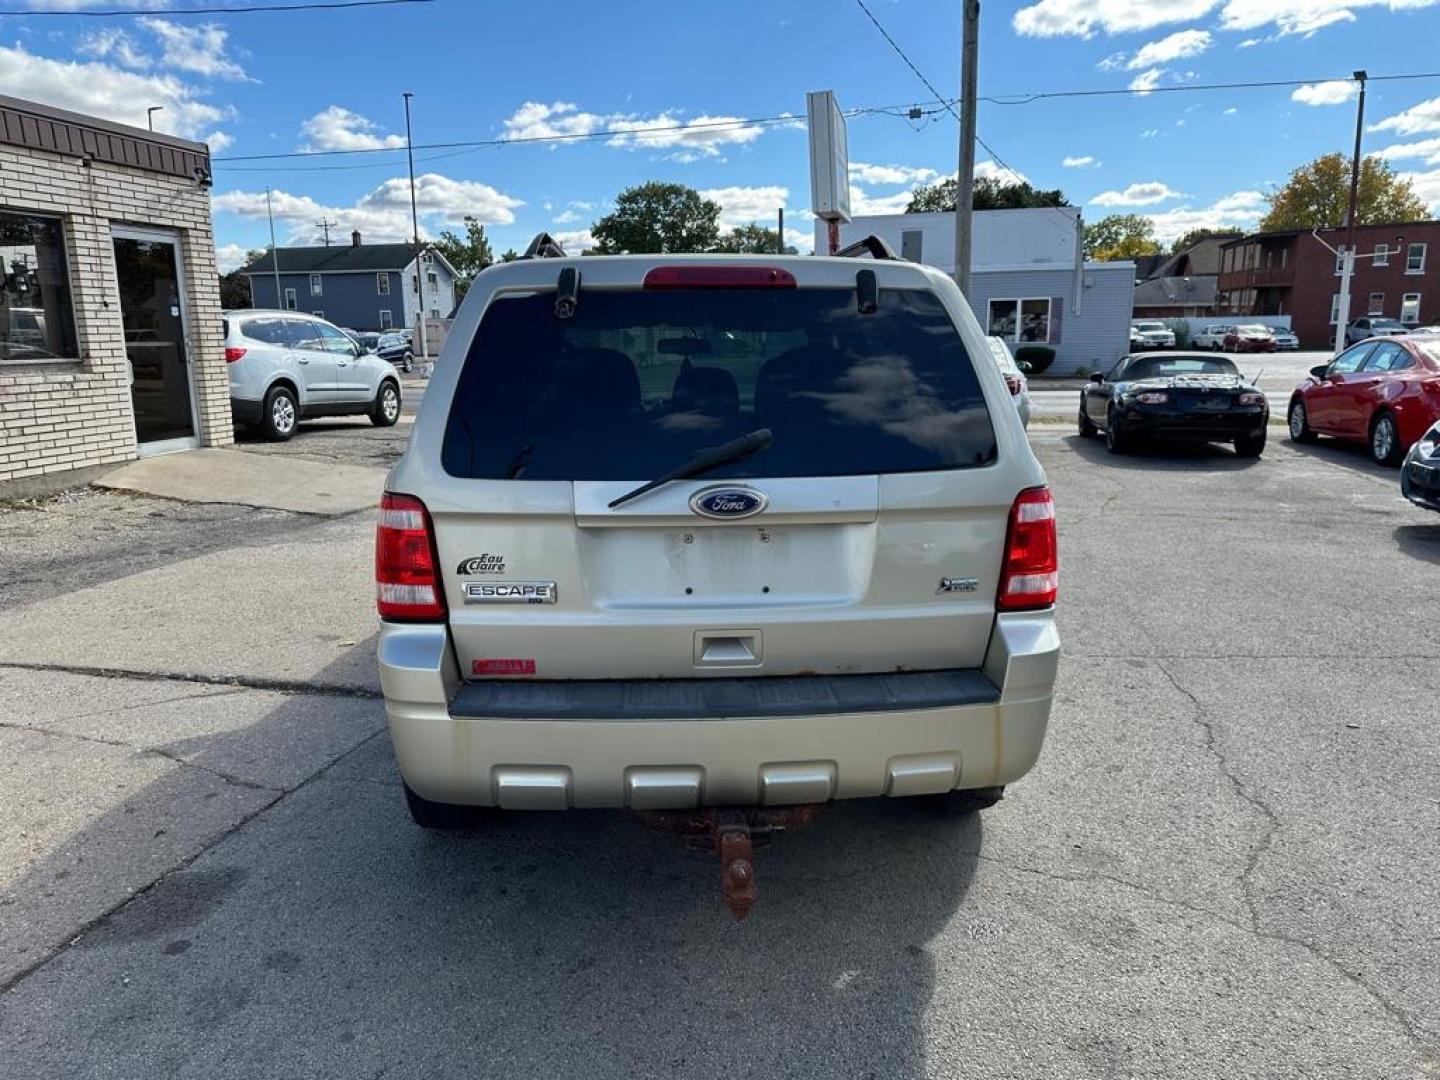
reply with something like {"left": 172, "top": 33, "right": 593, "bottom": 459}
{"left": 375, "top": 241, "right": 1059, "bottom": 828}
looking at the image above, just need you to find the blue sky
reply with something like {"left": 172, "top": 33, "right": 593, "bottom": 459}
{"left": 3, "top": 0, "right": 1440, "bottom": 271}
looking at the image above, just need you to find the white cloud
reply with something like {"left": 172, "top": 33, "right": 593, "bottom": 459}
{"left": 549, "top": 229, "right": 596, "bottom": 255}
{"left": 1374, "top": 136, "right": 1440, "bottom": 166}
{"left": 501, "top": 100, "right": 767, "bottom": 158}
{"left": 1127, "top": 29, "right": 1210, "bottom": 68}
{"left": 1398, "top": 167, "right": 1440, "bottom": 212}
{"left": 213, "top": 172, "right": 524, "bottom": 245}
{"left": 0, "top": 42, "right": 227, "bottom": 138}
{"left": 215, "top": 242, "right": 250, "bottom": 274}
{"left": 1015, "top": 0, "right": 1436, "bottom": 39}
{"left": 202, "top": 130, "right": 233, "bottom": 153}
{"left": 1237, "top": 36, "right": 1262, "bottom": 46}
{"left": 1142, "top": 189, "right": 1266, "bottom": 243}
{"left": 1371, "top": 95, "right": 1440, "bottom": 136}
{"left": 1062, "top": 155, "right": 1097, "bottom": 167}
{"left": 299, "top": 106, "right": 406, "bottom": 152}
{"left": 1091, "top": 180, "right": 1183, "bottom": 206}
{"left": 784, "top": 227, "right": 814, "bottom": 255}
{"left": 850, "top": 161, "right": 940, "bottom": 186}
{"left": 1223, "top": 106, "right": 1238, "bottom": 115}
{"left": 552, "top": 209, "right": 579, "bottom": 224}
{"left": 136, "top": 17, "right": 247, "bottom": 81}
{"left": 1014, "top": 0, "right": 1216, "bottom": 37}
{"left": 1128, "top": 68, "right": 1164, "bottom": 95}
{"left": 1096, "top": 50, "right": 1127, "bottom": 70}
{"left": 1291, "top": 81, "right": 1358, "bottom": 106}
{"left": 1140, "top": 127, "right": 1160, "bottom": 138}
{"left": 975, "top": 159, "right": 1028, "bottom": 185}
{"left": 699, "top": 185, "right": 789, "bottom": 227}
{"left": 849, "top": 185, "right": 917, "bottom": 216}
{"left": 76, "top": 27, "right": 151, "bottom": 69}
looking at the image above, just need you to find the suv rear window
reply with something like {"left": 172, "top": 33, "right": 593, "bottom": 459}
{"left": 442, "top": 287, "right": 996, "bottom": 480}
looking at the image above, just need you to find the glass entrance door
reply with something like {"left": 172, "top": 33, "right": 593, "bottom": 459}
{"left": 112, "top": 231, "right": 196, "bottom": 448}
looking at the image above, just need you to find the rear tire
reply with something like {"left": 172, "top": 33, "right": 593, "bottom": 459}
{"left": 370, "top": 380, "right": 401, "bottom": 427}
{"left": 1287, "top": 397, "right": 1316, "bottom": 443}
{"left": 261, "top": 385, "right": 297, "bottom": 441}
{"left": 1370, "top": 410, "right": 1402, "bottom": 466}
{"left": 403, "top": 782, "right": 498, "bottom": 829}
{"left": 1078, "top": 405, "right": 1097, "bottom": 437}
{"left": 1234, "top": 432, "right": 1266, "bottom": 458}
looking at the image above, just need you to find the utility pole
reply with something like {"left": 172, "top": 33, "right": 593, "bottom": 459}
{"left": 402, "top": 91, "right": 429, "bottom": 367}
{"left": 954, "top": 0, "right": 980, "bottom": 298}
{"left": 265, "top": 186, "right": 282, "bottom": 310}
{"left": 1333, "top": 69, "right": 1368, "bottom": 356}
{"left": 777, "top": 207, "right": 784, "bottom": 254}
{"left": 315, "top": 218, "right": 337, "bottom": 246}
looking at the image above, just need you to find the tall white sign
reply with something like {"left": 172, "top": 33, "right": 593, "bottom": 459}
{"left": 807, "top": 90, "right": 851, "bottom": 225}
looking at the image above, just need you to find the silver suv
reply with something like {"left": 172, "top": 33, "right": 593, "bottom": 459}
{"left": 225, "top": 309, "right": 402, "bottom": 440}
{"left": 376, "top": 252, "right": 1059, "bottom": 830}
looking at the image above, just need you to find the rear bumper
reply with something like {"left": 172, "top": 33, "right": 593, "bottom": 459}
{"left": 377, "top": 612, "right": 1059, "bottom": 809}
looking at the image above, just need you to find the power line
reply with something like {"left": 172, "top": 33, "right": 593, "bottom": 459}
{"left": 0, "top": 0, "right": 431, "bottom": 15}
{"left": 982, "top": 70, "right": 1440, "bottom": 105}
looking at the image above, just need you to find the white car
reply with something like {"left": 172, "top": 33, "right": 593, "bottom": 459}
{"left": 1270, "top": 326, "right": 1300, "bottom": 351}
{"left": 985, "top": 335, "right": 1031, "bottom": 428}
{"left": 376, "top": 248, "right": 1059, "bottom": 845}
{"left": 1131, "top": 320, "right": 1176, "bottom": 349}
{"left": 225, "top": 309, "right": 402, "bottom": 440}
{"left": 1193, "top": 324, "right": 1234, "bottom": 350}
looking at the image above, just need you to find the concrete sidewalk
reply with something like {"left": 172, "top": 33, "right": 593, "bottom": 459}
{"left": 95, "top": 448, "right": 386, "bottom": 517}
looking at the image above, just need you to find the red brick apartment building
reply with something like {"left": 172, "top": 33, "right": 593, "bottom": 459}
{"left": 1217, "top": 221, "right": 1440, "bottom": 348}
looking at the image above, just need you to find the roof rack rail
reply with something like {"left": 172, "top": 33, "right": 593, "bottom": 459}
{"left": 521, "top": 232, "right": 568, "bottom": 259}
{"left": 834, "top": 235, "right": 898, "bottom": 261}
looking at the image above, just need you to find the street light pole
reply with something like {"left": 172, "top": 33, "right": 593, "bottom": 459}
{"left": 953, "top": 0, "right": 980, "bottom": 297}
{"left": 402, "top": 91, "right": 429, "bottom": 367}
{"left": 1333, "top": 70, "right": 1369, "bottom": 356}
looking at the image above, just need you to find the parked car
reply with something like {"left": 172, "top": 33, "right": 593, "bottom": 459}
{"left": 376, "top": 251, "right": 1059, "bottom": 882}
{"left": 1223, "top": 324, "right": 1277, "bottom": 353}
{"left": 985, "top": 335, "right": 1031, "bottom": 428}
{"left": 1131, "top": 320, "right": 1176, "bottom": 350}
{"left": 1400, "top": 418, "right": 1440, "bottom": 512}
{"left": 1269, "top": 326, "right": 1300, "bottom": 351}
{"left": 354, "top": 331, "right": 382, "bottom": 353}
{"left": 376, "top": 331, "right": 414, "bottom": 372}
{"left": 1078, "top": 351, "right": 1268, "bottom": 456}
{"left": 1192, "top": 324, "right": 1234, "bottom": 350}
{"left": 1287, "top": 335, "right": 1440, "bottom": 465}
{"left": 1344, "top": 316, "right": 1408, "bottom": 346}
{"left": 224, "top": 309, "right": 402, "bottom": 440}
{"left": 1407, "top": 325, "right": 1440, "bottom": 336}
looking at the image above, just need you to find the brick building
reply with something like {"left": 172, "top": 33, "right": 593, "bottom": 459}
{"left": 1, "top": 93, "right": 231, "bottom": 491}
{"left": 1217, "top": 221, "right": 1440, "bottom": 348}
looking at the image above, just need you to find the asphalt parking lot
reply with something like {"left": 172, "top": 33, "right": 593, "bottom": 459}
{"left": 1, "top": 427, "right": 1437, "bottom": 1078}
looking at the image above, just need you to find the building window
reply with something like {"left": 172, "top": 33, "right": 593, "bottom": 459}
{"left": 310, "top": 273, "right": 323, "bottom": 297}
{"left": 412, "top": 274, "right": 419, "bottom": 294}
{"left": 429, "top": 308, "right": 439, "bottom": 319}
{"left": 0, "top": 209, "right": 79, "bottom": 364}
{"left": 1330, "top": 294, "right": 1342, "bottom": 324}
{"left": 313, "top": 310, "right": 324, "bottom": 319}
{"left": 1374, "top": 243, "right": 1390, "bottom": 267}
{"left": 987, "top": 298, "right": 1053, "bottom": 344}
{"left": 1334, "top": 244, "right": 1348, "bottom": 275}
{"left": 1406, "top": 243, "right": 1426, "bottom": 274}
{"left": 379, "top": 309, "right": 393, "bottom": 329}
{"left": 426, "top": 270, "right": 438, "bottom": 292}
{"left": 900, "top": 229, "right": 923, "bottom": 262}
{"left": 283, "top": 287, "right": 297, "bottom": 310}
{"left": 1368, "top": 292, "right": 1385, "bottom": 316}
{"left": 1401, "top": 293, "right": 1421, "bottom": 324}
{"left": 377, "top": 273, "right": 390, "bottom": 295}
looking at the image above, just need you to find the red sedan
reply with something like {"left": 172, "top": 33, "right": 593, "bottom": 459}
{"left": 1223, "top": 324, "right": 1277, "bottom": 353}
{"left": 1288, "top": 334, "right": 1440, "bottom": 464}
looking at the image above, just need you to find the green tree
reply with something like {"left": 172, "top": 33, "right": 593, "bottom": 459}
{"left": 1259, "top": 153, "right": 1428, "bottom": 231}
{"left": 430, "top": 216, "right": 493, "bottom": 301}
{"left": 905, "top": 176, "right": 1069, "bottom": 213}
{"left": 1084, "top": 214, "right": 1160, "bottom": 261}
{"left": 1170, "top": 227, "right": 1243, "bottom": 253}
{"left": 498, "top": 248, "right": 520, "bottom": 263}
{"left": 712, "top": 223, "right": 797, "bottom": 254}
{"left": 591, "top": 182, "right": 722, "bottom": 253}
{"left": 218, "top": 248, "right": 265, "bottom": 309}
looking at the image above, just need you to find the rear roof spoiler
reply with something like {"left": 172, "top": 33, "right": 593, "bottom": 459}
{"left": 835, "top": 235, "right": 898, "bottom": 260}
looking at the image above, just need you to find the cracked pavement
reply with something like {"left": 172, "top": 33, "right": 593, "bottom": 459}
{"left": 0, "top": 430, "right": 1437, "bottom": 1078}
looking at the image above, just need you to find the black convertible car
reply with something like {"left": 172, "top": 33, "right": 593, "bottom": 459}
{"left": 1078, "top": 352, "right": 1270, "bottom": 457}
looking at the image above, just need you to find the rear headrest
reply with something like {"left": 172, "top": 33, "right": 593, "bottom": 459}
{"left": 551, "top": 347, "right": 640, "bottom": 414}
{"left": 670, "top": 364, "right": 739, "bottom": 418}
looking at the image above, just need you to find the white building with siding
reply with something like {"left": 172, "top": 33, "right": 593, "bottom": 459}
{"left": 819, "top": 208, "right": 1133, "bottom": 376}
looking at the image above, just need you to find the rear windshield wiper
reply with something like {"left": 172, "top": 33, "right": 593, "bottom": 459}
{"left": 607, "top": 428, "right": 774, "bottom": 509}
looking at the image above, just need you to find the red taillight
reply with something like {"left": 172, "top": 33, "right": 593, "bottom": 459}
{"left": 1003, "top": 373, "right": 1023, "bottom": 395}
{"left": 998, "top": 487, "right": 1058, "bottom": 611}
{"left": 376, "top": 492, "right": 446, "bottom": 621}
{"left": 225, "top": 346, "right": 246, "bottom": 363}
{"left": 643, "top": 266, "right": 797, "bottom": 290}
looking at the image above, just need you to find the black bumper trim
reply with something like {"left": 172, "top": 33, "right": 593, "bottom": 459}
{"left": 449, "top": 668, "right": 1001, "bottom": 721}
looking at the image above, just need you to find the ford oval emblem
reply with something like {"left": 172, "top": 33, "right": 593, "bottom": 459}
{"left": 689, "top": 485, "right": 768, "bottom": 520}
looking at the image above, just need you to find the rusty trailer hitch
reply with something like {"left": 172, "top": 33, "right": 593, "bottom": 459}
{"left": 635, "top": 805, "right": 825, "bottom": 920}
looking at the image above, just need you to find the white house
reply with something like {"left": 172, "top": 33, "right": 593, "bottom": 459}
{"left": 819, "top": 207, "right": 1133, "bottom": 375}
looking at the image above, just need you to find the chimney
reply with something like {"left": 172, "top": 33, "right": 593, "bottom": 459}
{"left": 351, "top": 230, "right": 362, "bottom": 247}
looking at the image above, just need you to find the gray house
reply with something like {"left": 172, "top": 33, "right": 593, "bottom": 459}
{"left": 820, "top": 208, "right": 1134, "bottom": 376}
{"left": 240, "top": 231, "right": 457, "bottom": 332}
